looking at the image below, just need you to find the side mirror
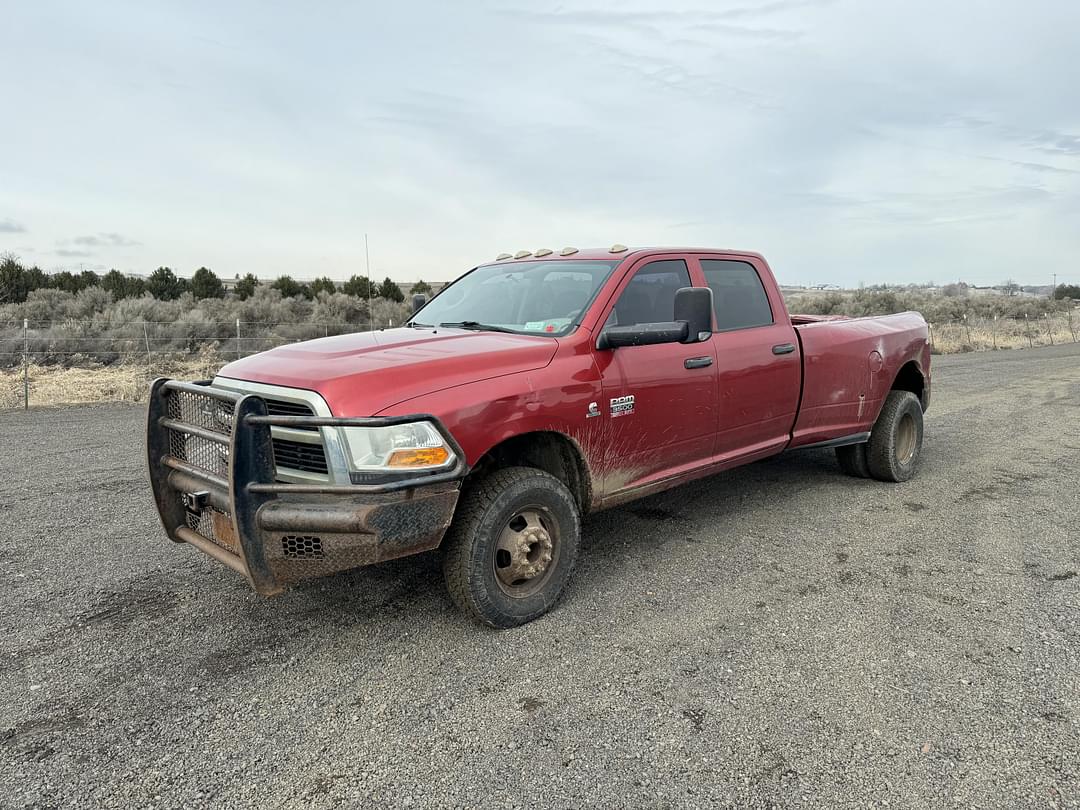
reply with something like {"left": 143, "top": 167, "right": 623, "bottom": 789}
{"left": 673, "top": 287, "right": 713, "bottom": 343}
{"left": 411, "top": 294, "right": 427, "bottom": 314}
{"left": 597, "top": 321, "right": 689, "bottom": 350}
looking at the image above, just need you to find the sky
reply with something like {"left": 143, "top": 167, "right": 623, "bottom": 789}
{"left": 1, "top": 1, "right": 1078, "bottom": 288}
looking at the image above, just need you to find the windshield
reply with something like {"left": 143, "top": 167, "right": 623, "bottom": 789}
{"left": 411, "top": 260, "right": 621, "bottom": 336}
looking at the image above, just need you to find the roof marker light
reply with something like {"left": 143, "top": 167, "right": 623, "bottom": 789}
{"left": 514, "top": 250, "right": 533, "bottom": 259}
{"left": 496, "top": 253, "right": 512, "bottom": 260}
{"left": 609, "top": 243, "right": 628, "bottom": 253}
{"left": 534, "top": 248, "right": 553, "bottom": 257}
{"left": 559, "top": 247, "right": 578, "bottom": 256}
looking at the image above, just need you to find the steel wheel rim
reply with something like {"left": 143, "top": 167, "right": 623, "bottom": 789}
{"left": 896, "top": 413, "right": 917, "bottom": 464}
{"left": 493, "top": 506, "right": 560, "bottom": 598}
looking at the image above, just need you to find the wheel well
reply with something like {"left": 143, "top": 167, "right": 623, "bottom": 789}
{"left": 892, "top": 361, "right": 926, "bottom": 408}
{"left": 471, "top": 432, "right": 592, "bottom": 513}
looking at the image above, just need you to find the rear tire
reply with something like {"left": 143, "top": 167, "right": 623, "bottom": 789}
{"left": 835, "top": 443, "right": 871, "bottom": 478}
{"left": 443, "top": 467, "right": 580, "bottom": 628}
{"left": 866, "top": 390, "right": 924, "bottom": 482}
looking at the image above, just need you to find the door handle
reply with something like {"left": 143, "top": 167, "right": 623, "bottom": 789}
{"left": 772, "top": 343, "right": 795, "bottom": 355}
{"left": 684, "top": 356, "right": 713, "bottom": 369}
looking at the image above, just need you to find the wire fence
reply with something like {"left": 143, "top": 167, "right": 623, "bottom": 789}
{"left": 0, "top": 317, "right": 394, "bottom": 409}
{"left": 926, "top": 311, "right": 1078, "bottom": 353}
{"left": 2, "top": 311, "right": 1078, "bottom": 410}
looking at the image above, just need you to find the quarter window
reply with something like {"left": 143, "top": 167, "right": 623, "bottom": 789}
{"left": 609, "top": 260, "right": 691, "bottom": 326}
{"left": 701, "top": 260, "right": 773, "bottom": 331}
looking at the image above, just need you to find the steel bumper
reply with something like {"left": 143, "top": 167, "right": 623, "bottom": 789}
{"left": 146, "top": 378, "right": 465, "bottom": 595}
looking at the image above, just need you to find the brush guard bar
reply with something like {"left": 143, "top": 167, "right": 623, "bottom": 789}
{"left": 146, "top": 378, "right": 466, "bottom": 595}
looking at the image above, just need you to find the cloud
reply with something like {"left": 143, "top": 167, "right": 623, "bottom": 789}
{"left": 70, "top": 232, "right": 141, "bottom": 247}
{"left": 2, "top": 0, "right": 1078, "bottom": 286}
{"left": 0, "top": 218, "right": 27, "bottom": 233}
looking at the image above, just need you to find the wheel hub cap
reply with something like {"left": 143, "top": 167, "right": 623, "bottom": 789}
{"left": 495, "top": 509, "right": 555, "bottom": 593}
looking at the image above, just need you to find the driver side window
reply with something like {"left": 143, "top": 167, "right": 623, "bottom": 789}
{"left": 607, "top": 260, "right": 691, "bottom": 326}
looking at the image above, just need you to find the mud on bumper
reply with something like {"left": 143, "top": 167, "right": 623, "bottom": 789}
{"left": 146, "top": 379, "right": 465, "bottom": 595}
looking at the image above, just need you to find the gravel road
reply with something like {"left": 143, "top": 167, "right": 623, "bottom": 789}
{"left": 2, "top": 344, "right": 1078, "bottom": 809}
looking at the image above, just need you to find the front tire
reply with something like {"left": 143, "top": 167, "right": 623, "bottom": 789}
{"left": 866, "top": 390, "right": 924, "bottom": 482}
{"left": 443, "top": 467, "right": 580, "bottom": 628}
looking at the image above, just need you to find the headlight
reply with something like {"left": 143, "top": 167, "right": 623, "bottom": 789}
{"left": 340, "top": 421, "right": 456, "bottom": 471}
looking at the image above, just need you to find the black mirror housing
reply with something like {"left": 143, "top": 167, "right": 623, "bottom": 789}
{"left": 674, "top": 287, "right": 713, "bottom": 343}
{"left": 411, "top": 294, "right": 427, "bottom": 314}
{"left": 597, "top": 321, "right": 689, "bottom": 350}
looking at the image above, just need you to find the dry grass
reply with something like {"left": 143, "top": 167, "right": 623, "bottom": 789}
{"left": 0, "top": 350, "right": 223, "bottom": 410}
{"left": 929, "top": 315, "right": 1078, "bottom": 354}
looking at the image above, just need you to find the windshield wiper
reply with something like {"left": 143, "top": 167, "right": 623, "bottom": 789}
{"left": 437, "top": 321, "right": 518, "bottom": 334}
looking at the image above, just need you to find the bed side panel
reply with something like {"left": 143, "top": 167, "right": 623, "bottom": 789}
{"left": 789, "top": 312, "right": 928, "bottom": 447}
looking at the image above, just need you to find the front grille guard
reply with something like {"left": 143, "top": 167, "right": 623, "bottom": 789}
{"left": 146, "top": 378, "right": 468, "bottom": 595}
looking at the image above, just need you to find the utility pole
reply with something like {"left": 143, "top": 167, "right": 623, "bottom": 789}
{"left": 365, "top": 233, "right": 372, "bottom": 331}
{"left": 1052, "top": 273, "right": 1057, "bottom": 299}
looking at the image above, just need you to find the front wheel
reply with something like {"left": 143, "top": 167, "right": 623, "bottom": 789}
{"left": 442, "top": 467, "right": 580, "bottom": 628}
{"left": 866, "top": 390, "right": 924, "bottom": 482}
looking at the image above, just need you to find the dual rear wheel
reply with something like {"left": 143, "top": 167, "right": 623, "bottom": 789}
{"left": 836, "top": 389, "right": 924, "bottom": 482}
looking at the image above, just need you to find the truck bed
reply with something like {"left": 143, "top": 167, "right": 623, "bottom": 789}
{"left": 788, "top": 311, "right": 930, "bottom": 448}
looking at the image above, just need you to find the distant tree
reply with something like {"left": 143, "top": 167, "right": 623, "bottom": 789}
{"left": 1053, "top": 283, "right": 1080, "bottom": 300}
{"left": 309, "top": 276, "right": 338, "bottom": 296}
{"left": 1001, "top": 279, "right": 1021, "bottom": 297}
{"left": 378, "top": 276, "right": 404, "bottom": 302}
{"left": 409, "top": 279, "right": 433, "bottom": 295}
{"left": 147, "top": 266, "right": 183, "bottom": 300}
{"left": 942, "top": 283, "right": 968, "bottom": 298}
{"left": 101, "top": 269, "right": 133, "bottom": 299}
{"left": 78, "top": 269, "right": 101, "bottom": 290}
{"left": 190, "top": 266, "right": 225, "bottom": 299}
{"left": 24, "top": 265, "right": 48, "bottom": 294}
{"left": 342, "top": 274, "right": 374, "bottom": 299}
{"left": 51, "top": 270, "right": 81, "bottom": 294}
{"left": 272, "top": 275, "right": 311, "bottom": 299}
{"left": 234, "top": 273, "right": 259, "bottom": 300}
{"left": 0, "top": 254, "right": 28, "bottom": 303}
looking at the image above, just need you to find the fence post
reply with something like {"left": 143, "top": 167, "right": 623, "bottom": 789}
{"left": 143, "top": 322, "right": 153, "bottom": 380}
{"left": 1045, "top": 313, "right": 1054, "bottom": 345}
{"left": 991, "top": 314, "right": 998, "bottom": 350}
{"left": 1069, "top": 309, "right": 1077, "bottom": 343}
{"left": 927, "top": 322, "right": 934, "bottom": 352}
{"left": 23, "top": 318, "right": 28, "bottom": 410}
{"left": 1025, "top": 314, "right": 1033, "bottom": 348}
{"left": 236, "top": 318, "right": 242, "bottom": 360}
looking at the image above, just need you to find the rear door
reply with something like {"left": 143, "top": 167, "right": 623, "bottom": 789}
{"left": 592, "top": 256, "right": 718, "bottom": 494}
{"left": 694, "top": 255, "right": 801, "bottom": 459}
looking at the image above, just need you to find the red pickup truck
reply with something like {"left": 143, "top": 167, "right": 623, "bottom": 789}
{"left": 147, "top": 246, "right": 930, "bottom": 627}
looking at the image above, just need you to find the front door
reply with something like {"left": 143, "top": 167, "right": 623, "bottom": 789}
{"left": 593, "top": 257, "right": 718, "bottom": 495}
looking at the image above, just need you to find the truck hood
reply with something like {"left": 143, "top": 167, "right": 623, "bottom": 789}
{"left": 216, "top": 327, "right": 558, "bottom": 415}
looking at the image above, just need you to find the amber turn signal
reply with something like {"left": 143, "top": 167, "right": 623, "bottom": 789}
{"left": 386, "top": 447, "right": 451, "bottom": 468}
